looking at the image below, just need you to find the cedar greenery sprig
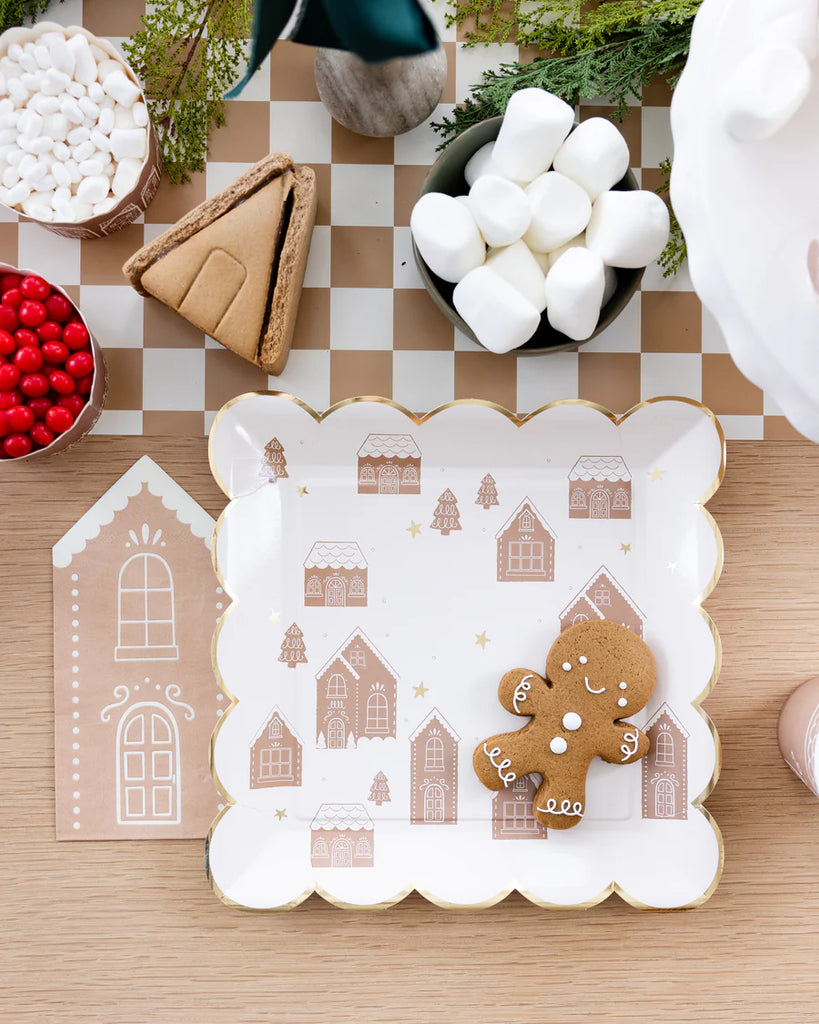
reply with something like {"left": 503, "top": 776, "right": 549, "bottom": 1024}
{"left": 122, "top": 0, "right": 252, "bottom": 185}
{"left": 655, "top": 157, "right": 686, "bottom": 278}
{"left": 0, "top": 0, "right": 62, "bottom": 34}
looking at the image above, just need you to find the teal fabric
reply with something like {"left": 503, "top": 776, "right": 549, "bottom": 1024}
{"left": 227, "top": 0, "right": 438, "bottom": 98}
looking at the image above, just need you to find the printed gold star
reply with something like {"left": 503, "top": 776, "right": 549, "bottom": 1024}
{"left": 475, "top": 631, "right": 490, "bottom": 650}
{"left": 620, "top": 543, "right": 632, "bottom": 555}
{"left": 667, "top": 561, "right": 679, "bottom": 574}
{"left": 413, "top": 682, "right": 429, "bottom": 698}
{"left": 406, "top": 521, "right": 422, "bottom": 538}
{"left": 649, "top": 468, "right": 666, "bottom": 482}
{"left": 269, "top": 610, "right": 281, "bottom": 625}
{"left": 296, "top": 485, "right": 308, "bottom": 497}
{"left": 274, "top": 809, "right": 287, "bottom": 821}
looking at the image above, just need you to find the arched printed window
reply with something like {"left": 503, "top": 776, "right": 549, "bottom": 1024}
{"left": 116, "top": 552, "right": 178, "bottom": 661}
{"left": 366, "top": 691, "right": 388, "bottom": 733}
{"left": 359, "top": 465, "right": 376, "bottom": 482}
{"left": 518, "top": 509, "right": 534, "bottom": 531}
{"left": 269, "top": 718, "right": 282, "bottom": 740}
{"left": 313, "top": 837, "right": 328, "bottom": 857}
{"left": 306, "top": 576, "right": 323, "bottom": 596}
{"left": 613, "top": 488, "right": 630, "bottom": 509}
{"left": 425, "top": 735, "right": 444, "bottom": 771}
{"left": 402, "top": 464, "right": 418, "bottom": 483}
{"left": 349, "top": 576, "right": 365, "bottom": 597}
{"left": 572, "top": 612, "right": 590, "bottom": 625}
{"left": 327, "top": 673, "right": 347, "bottom": 698}
{"left": 424, "top": 784, "right": 444, "bottom": 822}
{"left": 655, "top": 778, "right": 675, "bottom": 817}
{"left": 570, "top": 488, "right": 587, "bottom": 508}
{"left": 116, "top": 702, "right": 180, "bottom": 824}
{"left": 355, "top": 837, "right": 371, "bottom": 857}
{"left": 655, "top": 730, "right": 674, "bottom": 765}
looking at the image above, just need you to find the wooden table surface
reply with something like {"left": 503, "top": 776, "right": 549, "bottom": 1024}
{"left": 4, "top": 436, "right": 819, "bottom": 1024}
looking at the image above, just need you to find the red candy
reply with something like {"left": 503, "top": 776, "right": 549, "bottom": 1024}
{"left": 30, "top": 422, "right": 55, "bottom": 447}
{"left": 18, "top": 299, "right": 46, "bottom": 328}
{"left": 20, "top": 275, "right": 49, "bottom": 301}
{"left": 14, "top": 328, "right": 38, "bottom": 348}
{"left": 75, "top": 374, "right": 93, "bottom": 397}
{"left": 0, "top": 305, "right": 19, "bottom": 332}
{"left": 49, "top": 370, "right": 75, "bottom": 395}
{"left": 0, "top": 330, "right": 13, "bottom": 355}
{"left": 44, "top": 293, "right": 72, "bottom": 322}
{"left": 2, "top": 288, "right": 22, "bottom": 308}
{"left": 3, "top": 432, "right": 31, "bottom": 457}
{"left": 41, "top": 340, "right": 68, "bottom": 363}
{"left": 0, "top": 388, "right": 21, "bottom": 409}
{"left": 36, "top": 321, "right": 62, "bottom": 343}
{"left": 0, "top": 362, "right": 21, "bottom": 389}
{"left": 19, "top": 372, "right": 49, "bottom": 398}
{"left": 27, "top": 396, "right": 52, "bottom": 420}
{"left": 6, "top": 404, "right": 34, "bottom": 432}
{"left": 45, "top": 405, "right": 73, "bottom": 433}
{"left": 14, "top": 345, "right": 43, "bottom": 373}
{"left": 0, "top": 273, "right": 21, "bottom": 292}
{"left": 62, "top": 321, "right": 89, "bottom": 350}
{"left": 58, "top": 394, "right": 85, "bottom": 417}
{"left": 65, "top": 351, "right": 93, "bottom": 378}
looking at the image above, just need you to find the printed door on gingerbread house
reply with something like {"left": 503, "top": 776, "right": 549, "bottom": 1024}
{"left": 559, "top": 566, "right": 645, "bottom": 638}
{"left": 492, "top": 776, "right": 548, "bottom": 840}
{"left": 495, "top": 498, "right": 556, "bottom": 583}
{"left": 410, "top": 709, "right": 459, "bottom": 824}
{"left": 304, "top": 542, "right": 368, "bottom": 607}
{"left": 641, "top": 704, "right": 689, "bottom": 820}
{"left": 568, "top": 456, "right": 632, "bottom": 519}
{"left": 250, "top": 706, "right": 303, "bottom": 789}
{"left": 52, "top": 457, "right": 223, "bottom": 840}
{"left": 315, "top": 630, "right": 398, "bottom": 749}
{"left": 356, "top": 433, "right": 421, "bottom": 494}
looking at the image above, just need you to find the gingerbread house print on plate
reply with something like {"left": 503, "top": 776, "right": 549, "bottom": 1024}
{"left": 52, "top": 456, "right": 222, "bottom": 840}
{"left": 304, "top": 542, "right": 367, "bottom": 607}
{"left": 410, "top": 708, "right": 459, "bottom": 824}
{"left": 310, "top": 803, "right": 374, "bottom": 867}
{"left": 560, "top": 566, "right": 644, "bottom": 637}
{"left": 357, "top": 433, "right": 421, "bottom": 494}
{"left": 568, "top": 456, "right": 632, "bottom": 519}
{"left": 492, "top": 776, "right": 548, "bottom": 840}
{"left": 315, "top": 629, "right": 397, "bottom": 749}
{"left": 496, "top": 497, "right": 556, "bottom": 582}
{"left": 642, "top": 704, "right": 689, "bottom": 820}
{"left": 249, "top": 706, "right": 302, "bottom": 789}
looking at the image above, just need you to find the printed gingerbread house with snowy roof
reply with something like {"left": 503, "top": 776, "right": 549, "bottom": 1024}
{"left": 316, "top": 629, "right": 398, "bottom": 749}
{"left": 303, "top": 541, "right": 368, "bottom": 607}
{"left": 357, "top": 433, "right": 421, "bottom": 494}
{"left": 410, "top": 708, "right": 459, "bottom": 825}
{"left": 642, "top": 704, "right": 689, "bottom": 820}
{"left": 495, "top": 497, "right": 556, "bottom": 582}
{"left": 568, "top": 456, "right": 632, "bottom": 519}
{"left": 560, "top": 565, "right": 644, "bottom": 637}
{"left": 52, "top": 456, "right": 223, "bottom": 840}
{"left": 310, "top": 803, "right": 374, "bottom": 867}
{"left": 250, "top": 706, "right": 303, "bottom": 789}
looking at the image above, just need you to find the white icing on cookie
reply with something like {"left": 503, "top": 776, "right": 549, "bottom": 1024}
{"left": 619, "top": 681, "right": 627, "bottom": 690}
{"left": 562, "top": 711, "right": 582, "bottom": 731}
{"left": 579, "top": 655, "right": 588, "bottom": 665}
{"left": 483, "top": 742, "right": 516, "bottom": 785}
{"left": 550, "top": 736, "right": 568, "bottom": 754}
{"left": 562, "top": 661, "right": 572, "bottom": 671}
{"left": 584, "top": 676, "right": 606, "bottom": 694}
{"left": 618, "top": 697, "right": 628, "bottom": 707}
{"left": 620, "top": 730, "right": 639, "bottom": 761}
{"left": 537, "top": 798, "right": 584, "bottom": 817}
{"left": 513, "top": 674, "right": 533, "bottom": 713}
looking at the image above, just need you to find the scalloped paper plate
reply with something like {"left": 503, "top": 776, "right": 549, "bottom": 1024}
{"left": 207, "top": 395, "right": 724, "bottom": 911}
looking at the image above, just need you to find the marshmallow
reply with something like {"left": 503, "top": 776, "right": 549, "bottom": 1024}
{"left": 0, "top": 112, "right": 17, "bottom": 130}
{"left": 21, "top": 160, "right": 47, "bottom": 186}
{"left": 110, "top": 127, "right": 146, "bottom": 161}
{"left": 111, "top": 157, "right": 142, "bottom": 198}
{"left": 42, "top": 68, "right": 70, "bottom": 96}
{"left": 18, "top": 109, "right": 42, "bottom": 138}
{"left": 530, "top": 249, "right": 550, "bottom": 275}
{"left": 77, "top": 174, "right": 109, "bottom": 205}
{"left": 18, "top": 154, "right": 37, "bottom": 177}
{"left": 78, "top": 158, "right": 104, "bottom": 177}
{"left": 68, "top": 196, "right": 93, "bottom": 220}
{"left": 90, "top": 129, "right": 111, "bottom": 152}
{"left": 19, "top": 51, "right": 37, "bottom": 74}
{"left": 53, "top": 185, "right": 71, "bottom": 203}
{"left": 410, "top": 192, "right": 486, "bottom": 283}
{"left": 586, "top": 190, "right": 670, "bottom": 268}
{"left": 722, "top": 44, "right": 811, "bottom": 142}
{"left": 64, "top": 160, "right": 81, "bottom": 184}
{"left": 93, "top": 196, "right": 116, "bottom": 216}
{"left": 90, "top": 45, "right": 108, "bottom": 63}
{"left": 31, "top": 94, "right": 61, "bottom": 115}
{"left": 52, "top": 140, "right": 70, "bottom": 161}
{"left": 96, "top": 60, "right": 123, "bottom": 84}
{"left": 6, "top": 148, "right": 23, "bottom": 166}
{"left": 113, "top": 104, "right": 136, "bottom": 130}
{"left": 87, "top": 81, "right": 104, "bottom": 104}
{"left": 547, "top": 233, "right": 586, "bottom": 270}
{"left": 66, "top": 80, "right": 86, "bottom": 99}
{"left": 78, "top": 96, "right": 100, "bottom": 119}
{"left": 34, "top": 45, "right": 51, "bottom": 70}
{"left": 52, "top": 162, "right": 71, "bottom": 188}
{"left": 5, "top": 182, "right": 29, "bottom": 205}
{"left": 464, "top": 142, "right": 500, "bottom": 187}
{"left": 97, "top": 106, "right": 114, "bottom": 135}
{"left": 28, "top": 136, "right": 52, "bottom": 155}
{"left": 72, "top": 140, "right": 95, "bottom": 162}
{"left": 1, "top": 165, "right": 18, "bottom": 188}
{"left": 453, "top": 265, "right": 541, "bottom": 353}
{"left": 7, "top": 79, "right": 29, "bottom": 104}
{"left": 492, "top": 88, "right": 575, "bottom": 183}
{"left": 22, "top": 197, "right": 52, "bottom": 220}
{"left": 485, "top": 240, "right": 547, "bottom": 312}
{"left": 102, "top": 69, "right": 141, "bottom": 109}
{"left": 44, "top": 113, "right": 70, "bottom": 141}
{"left": 34, "top": 172, "right": 55, "bottom": 192}
{"left": 53, "top": 199, "right": 74, "bottom": 222}
{"left": 553, "top": 117, "right": 630, "bottom": 200}
{"left": 524, "top": 172, "right": 592, "bottom": 253}
{"left": 49, "top": 39, "right": 75, "bottom": 77}
{"left": 20, "top": 72, "right": 41, "bottom": 92}
{"left": 60, "top": 97, "right": 84, "bottom": 124}
{"left": 544, "top": 247, "right": 606, "bottom": 341}
{"left": 468, "top": 174, "right": 530, "bottom": 247}
{"left": 7, "top": 44, "right": 23, "bottom": 62}
{"left": 68, "top": 36, "right": 97, "bottom": 86}
{"left": 67, "top": 125, "right": 90, "bottom": 145}
{"left": 132, "top": 101, "right": 149, "bottom": 128}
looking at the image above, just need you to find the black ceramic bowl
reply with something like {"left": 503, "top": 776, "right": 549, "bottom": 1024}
{"left": 412, "top": 116, "right": 643, "bottom": 354}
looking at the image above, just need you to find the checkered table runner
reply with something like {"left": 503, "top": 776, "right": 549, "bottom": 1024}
{"left": 0, "top": 0, "right": 799, "bottom": 440}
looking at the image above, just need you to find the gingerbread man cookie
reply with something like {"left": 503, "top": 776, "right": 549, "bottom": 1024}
{"left": 473, "top": 620, "right": 657, "bottom": 829}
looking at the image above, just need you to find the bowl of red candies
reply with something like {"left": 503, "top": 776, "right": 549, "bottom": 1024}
{"left": 0, "top": 263, "right": 105, "bottom": 461}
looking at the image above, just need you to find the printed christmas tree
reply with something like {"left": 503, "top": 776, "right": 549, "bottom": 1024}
{"left": 260, "top": 436, "right": 288, "bottom": 482}
{"left": 475, "top": 473, "right": 499, "bottom": 510}
{"left": 279, "top": 622, "right": 307, "bottom": 668}
{"left": 431, "top": 488, "right": 462, "bottom": 535}
{"left": 369, "top": 771, "right": 391, "bottom": 806}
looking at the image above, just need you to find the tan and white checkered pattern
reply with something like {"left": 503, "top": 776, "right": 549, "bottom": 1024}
{"left": 0, "top": 0, "right": 800, "bottom": 440}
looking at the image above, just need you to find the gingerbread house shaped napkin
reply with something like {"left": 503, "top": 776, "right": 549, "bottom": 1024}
{"left": 52, "top": 457, "right": 224, "bottom": 840}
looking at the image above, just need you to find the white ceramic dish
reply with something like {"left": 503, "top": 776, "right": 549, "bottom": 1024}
{"left": 207, "top": 394, "right": 725, "bottom": 910}
{"left": 672, "top": 0, "right": 819, "bottom": 440}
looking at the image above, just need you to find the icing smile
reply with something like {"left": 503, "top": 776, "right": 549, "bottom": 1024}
{"left": 584, "top": 676, "right": 606, "bottom": 694}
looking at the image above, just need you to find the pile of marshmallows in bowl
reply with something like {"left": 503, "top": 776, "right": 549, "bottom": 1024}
{"left": 0, "top": 31, "right": 149, "bottom": 223}
{"left": 411, "top": 88, "right": 671, "bottom": 353}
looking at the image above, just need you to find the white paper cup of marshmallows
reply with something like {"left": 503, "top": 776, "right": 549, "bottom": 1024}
{"left": 411, "top": 89, "right": 671, "bottom": 355}
{"left": 0, "top": 22, "right": 161, "bottom": 239}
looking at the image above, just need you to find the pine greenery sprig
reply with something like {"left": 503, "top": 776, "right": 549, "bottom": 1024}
{"left": 655, "top": 157, "right": 687, "bottom": 277}
{"left": 122, "top": 0, "right": 252, "bottom": 185}
{"left": 432, "top": 19, "right": 692, "bottom": 140}
{"left": 0, "top": 0, "right": 62, "bottom": 34}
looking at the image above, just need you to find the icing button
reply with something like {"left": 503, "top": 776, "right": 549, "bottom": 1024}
{"left": 562, "top": 662, "right": 572, "bottom": 671}
{"left": 618, "top": 697, "right": 628, "bottom": 707}
{"left": 562, "top": 712, "right": 582, "bottom": 731}
{"left": 579, "top": 656, "right": 588, "bottom": 665}
{"left": 619, "top": 681, "right": 627, "bottom": 690}
{"left": 550, "top": 736, "right": 568, "bottom": 754}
